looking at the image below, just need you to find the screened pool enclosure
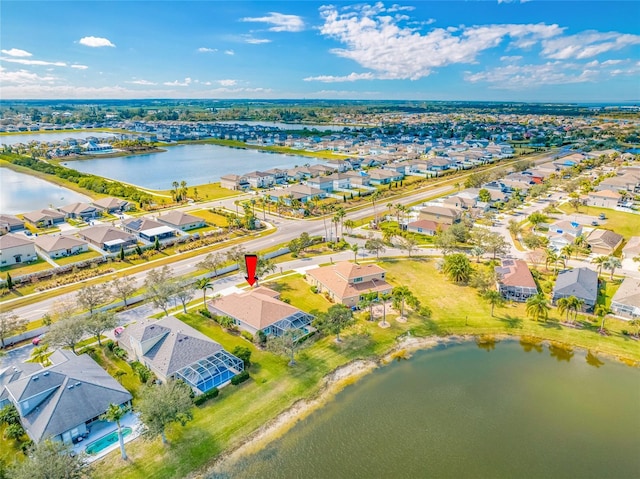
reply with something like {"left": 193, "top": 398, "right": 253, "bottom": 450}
{"left": 175, "top": 350, "right": 244, "bottom": 393}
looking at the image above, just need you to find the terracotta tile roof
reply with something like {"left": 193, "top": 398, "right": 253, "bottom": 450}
{"left": 306, "top": 262, "right": 391, "bottom": 301}
{"left": 496, "top": 259, "right": 537, "bottom": 289}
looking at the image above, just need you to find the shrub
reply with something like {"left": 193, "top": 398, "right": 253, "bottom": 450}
{"left": 113, "top": 346, "right": 127, "bottom": 359}
{"left": 0, "top": 404, "right": 20, "bottom": 426}
{"left": 105, "top": 339, "right": 115, "bottom": 351}
{"left": 419, "top": 306, "right": 433, "bottom": 319}
{"left": 232, "top": 345, "right": 252, "bottom": 368}
{"left": 130, "top": 361, "right": 151, "bottom": 383}
{"left": 282, "top": 297, "right": 291, "bottom": 304}
{"left": 621, "top": 329, "right": 630, "bottom": 336}
{"left": 240, "top": 330, "right": 254, "bottom": 342}
{"left": 193, "top": 387, "right": 219, "bottom": 406}
{"left": 310, "top": 285, "right": 318, "bottom": 294}
{"left": 199, "top": 308, "right": 212, "bottom": 318}
{"left": 4, "top": 423, "right": 25, "bottom": 441}
{"left": 231, "top": 370, "right": 250, "bottom": 385}
{"left": 254, "top": 330, "right": 267, "bottom": 347}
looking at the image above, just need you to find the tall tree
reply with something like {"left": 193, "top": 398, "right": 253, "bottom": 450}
{"left": 365, "top": 235, "right": 386, "bottom": 259}
{"left": 591, "top": 255, "right": 608, "bottom": 276}
{"left": 198, "top": 251, "right": 225, "bottom": 278}
{"left": 30, "top": 344, "right": 51, "bottom": 367}
{"left": 370, "top": 190, "right": 382, "bottom": 228}
{"left": 46, "top": 316, "right": 87, "bottom": 354}
{"left": 111, "top": 276, "right": 137, "bottom": 307}
{"left": 0, "top": 311, "right": 26, "bottom": 349}
{"left": 144, "top": 266, "right": 175, "bottom": 316}
{"left": 172, "top": 280, "right": 195, "bottom": 314}
{"left": 380, "top": 292, "right": 393, "bottom": 327}
{"left": 84, "top": 310, "right": 118, "bottom": 346}
{"left": 350, "top": 243, "right": 359, "bottom": 263}
{"left": 595, "top": 305, "right": 610, "bottom": 333}
{"left": 10, "top": 439, "right": 90, "bottom": 479}
{"left": 556, "top": 297, "right": 572, "bottom": 323}
{"left": 604, "top": 256, "right": 622, "bottom": 280}
{"left": 483, "top": 290, "right": 505, "bottom": 317}
{"left": 526, "top": 293, "right": 550, "bottom": 323}
{"left": 101, "top": 403, "right": 131, "bottom": 460}
{"left": 527, "top": 212, "right": 548, "bottom": 232}
{"left": 76, "top": 283, "right": 112, "bottom": 316}
{"left": 194, "top": 277, "right": 213, "bottom": 309}
{"left": 397, "top": 236, "right": 418, "bottom": 257}
{"left": 392, "top": 286, "right": 420, "bottom": 319}
{"left": 358, "top": 292, "right": 378, "bottom": 322}
{"left": 314, "top": 304, "right": 353, "bottom": 342}
{"left": 137, "top": 380, "right": 194, "bottom": 445}
{"left": 268, "top": 329, "right": 304, "bottom": 366}
{"left": 443, "top": 253, "right": 472, "bottom": 284}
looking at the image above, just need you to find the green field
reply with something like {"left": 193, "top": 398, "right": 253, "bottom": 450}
{"left": 559, "top": 203, "right": 640, "bottom": 240}
{"left": 52, "top": 250, "right": 102, "bottom": 266}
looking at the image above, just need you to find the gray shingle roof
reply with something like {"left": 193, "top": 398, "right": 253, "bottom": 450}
{"left": 552, "top": 267, "right": 598, "bottom": 302}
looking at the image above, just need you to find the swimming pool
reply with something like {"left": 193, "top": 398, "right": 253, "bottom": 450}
{"left": 85, "top": 427, "right": 133, "bottom": 455}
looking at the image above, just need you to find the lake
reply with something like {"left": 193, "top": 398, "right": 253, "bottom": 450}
{"left": 66, "top": 144, "right": 325, "bottom": 190}
{"left": 0, "top": 131, "right": 116, "bottom": 146}
{"left": 219, "top": 341, "right": 640, "bottom": 479}
{"left": 0, "top": 168, "right": 90, "bottom": 214}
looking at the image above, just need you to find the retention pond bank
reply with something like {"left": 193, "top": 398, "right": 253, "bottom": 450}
{"left": 216, "top": 340, "right": 640, "bottom": 479}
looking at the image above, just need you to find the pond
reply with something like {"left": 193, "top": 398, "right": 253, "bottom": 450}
{"left": 0, "top": 131, "right": 116, "bottom": 146}
{"left": 218, "top": 341, "right": 640, "bottom": 479}
{"left": 66, "top": 144, "right": 326, "bottom": 190}
{"left": 0, "top": 168, "right": 90, "bottom": 215}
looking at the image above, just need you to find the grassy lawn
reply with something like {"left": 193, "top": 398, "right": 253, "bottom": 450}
{"left": 0, "top": 257, "right": 51, "bottom": 276}
{"left": 155, "top": 183, "right": 241, "bottom": 202}
{"left": 558, "top": 203, "right": 640, "bottom": 239}
{"left": 52, "top": 249, "right": 102, "bottom": 266}
{"left": 187, "top": 209, "right": 229, "bottom": 227}
{"left": 93, "top": 257, "right": 638, "bottom": 479}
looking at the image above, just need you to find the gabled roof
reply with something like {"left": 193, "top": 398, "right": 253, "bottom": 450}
{"left": 553, "top": 267, "right": 598, "bottom": 302}
{"left": 119, "top": 316, "right": 223, "bottom": 377}
{"left": 209, "top": 287, "right": 304, "bottom": 330}
{"left": 34, "top": 235, "right": 87, "bottom": 253}
{"left": 419, "top": 205, "right": 461, "bottom": 218}
{"left": 587, "top": 229, "right": 624, "bottom": 250}
{"left": 79, "top": 226, "right": 135, "bottom": 244}
{"left": 611, "top": 277, "right": 640, "bottom": 309}
{"left": 157, "top": 210, "right": 202, "bottom": 227}
{"left": 0, "top": 233, "right": 34, "bottom": 249}
{"left": 407, "top": 219, "right": 440, "bottom": 231}
{"left": 4, "top": 351, "right": 131, "bottom": 443}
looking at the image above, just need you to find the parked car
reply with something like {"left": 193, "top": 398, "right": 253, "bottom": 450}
{"left": 598, "top": 213, "right": 606, "bottom": 220}
{"left": 114, "top": 326, "right": 124, "bottom": 336}
{"left": 32, "top": 334, "right": 45, "bottom": 345}
{"left": 591, "top": 221, "right": 599, "bottom": 226}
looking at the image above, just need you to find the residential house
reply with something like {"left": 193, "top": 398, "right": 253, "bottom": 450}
{"left": 305, "top": 262, "right": 392, "bottom": 308}
{"left": 306, "top": 175, "right": 335, "bottom": 193}
{"left": 596, "top": 172, "right": 640, "bottom": 193}
{"left": 263, "top": 168, "right": 288, "bottom": 184}
{"left": 587, "top": 229, "right": 624, "bottom": 255}
{"left": 367, "top": 168, "right": 403, "bottom": 185}
{"left": 220, "top": 174, "right": 249, "bottom": 191}
{"left": 91, "top": 197, "right": 131, "bottom": 214}
{"left": 117, "top": 316, "right": 244, "bottom": 393}
{"left": 22, "top": 208, "right": 66, "bottom": 228}
{"left": 622, "top": 236, "right": 640, "bottom": 259}
{"left": 586, "top": 190, "right": 622, "bottom": 209}
{"left": 495, "top": 259, "right": 538, "bottom": 302}
{"left": 34, "top": 235, "right": 89, "bottom": 259}
{"left": 156, "top": 211, "right": 205, "bottom": 231}
{"left": 418, "top": 205, "right": 462, "bottom": 226}
{"left": 269, "top": 184, "right": 325, "bottom": 205}
{"left": 548, "top": 220, "right": 583, "bottom": 238}
{"left": 344, "top": 170, "right": 371, "bottom": 187}
{"left": 78, "top": 226, "right": 137, "bottom": 252}
{"left": 610, "top": 277, "right": 640, "bottom": 318}
{"left": 0, "top": 214, "right": 24, "bottom": 233}
{"left": 428, "top": 157, "right": 453, "bottom": 171}
{"left": 0, "top": 234, "right": 37, "bottom": 266}
{"left": 208, "top": 286, "right": 314, "bottom": 338}
{"left": 244, "top": 171, "right": 275, "bottom": 189}
{"left": 122, "top": 218, "right": 175, "bottom": 242}
{"left": 552, "top": 267, "right": 599, "bottom": 311}
{"left": 548, "top": 232, "right": 577, "bottom": 252}
{"left": 58, "top": 202, "right": 101, "bottom": 221}
{"left": 325, "top": 172, "right": 352, "bottom": 190}
{"left": 406, "top": 219, "right": 443, "bottom": 236}
{"left": 0, "top": 350, "right": 132, "bottom": 444}
{"left": 443, "top": 194, "right": 476, "bottom": 210}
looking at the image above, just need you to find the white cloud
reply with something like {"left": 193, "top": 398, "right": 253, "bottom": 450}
{"left": 1, "top": 48, "right": 32, "bottom": 57}
{"left": 71, "top": 64, "right": 89, "bottom": 70}
{"left": 163, "top": 77, "right": 192, "bottom": 87}
{"left": 127, "top": 79, "right": 157, "bottom": 85}
{"left": 1, "top": 57, "right": 67, "bottom": 67}
{"left": 500, "top": 55, "right": 523, "bottom": 62}
{"left": 241, "top": 12, "right": 305, "bottom": 32}
{"left": 314, "top": 5, "right": 564, "bottom": 81}
{"left": 198, "top": 47, "right": 217, "bottom": 53}
{"left": 218, "top": 79, "right": 237, "bottom": 86}
{"left": 79, "top": 36, "right": 115, "bottom": 48}
{"left": 224, "top": 50, "right": 235, "bottom": 55}
{"left": 0, "top": 67, "right": 57, "bottom": 84}
{"left": 304, "top": 72, "right": 376, "bottom": 82}
{"left": 541, "top": 30, "right": 640, "bottom": 60}
{"left": 243, "top": 36, "right": 272, "bottom": 44}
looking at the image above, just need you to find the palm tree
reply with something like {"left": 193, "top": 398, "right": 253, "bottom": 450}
{"left": 545, "top": 248, "right": 559, "bottom": 272}
{"left": 380, "top": 292, "right": 392, "bottom": 327}
{"left": 101, "top": 403, "right": 131, "bottom": 460}
{"left": 392, "top": 286, "right": 419, "bottom": 319}
{"left": 604, "top": 256, "right": 622, "bottom": 280}
{"left": 370, "top": 190, "right": 382, "bottom": 228}
{"left": 30, "top": 344, "right": 51, "bottom": 367}
{"left": 595, "top": 304, "right": 610, "bottom": 333}
{"left": 483, "top": 290, "right": 505, "bottom": 317}
{"left": 629, "top": 318, "right": 640, "bottom": 338}
{"left": 471, "top": 245, "right": 485, "bottom": 263}
{"left": 350, "top": 243, "right": 359, "bottom": 263}
{"left": 194, "top": 277, "right": 212, "bottom": 309}
{"left": 556, "top": 297, "right": 572, "bottom": 323}
{"left": 591, "top": 255, "right": 608, "bottom": 276}
{"left": 560, "top": 245, "right": 574, "bottom": 266}
{"left": 570, "top": 297, "right": 585, "bottom": 323}
{"left": 526, "top": 293, "right": 550, "bottom": 322}
{"left": 344, "top": 219, "right": 356, "bottom": 235}
{"left": 358, "top": 294, "right": 375, "bottom": 322}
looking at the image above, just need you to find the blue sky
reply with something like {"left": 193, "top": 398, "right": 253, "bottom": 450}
{"left": 1, "top": 1, "right": 639, "bottom": 102}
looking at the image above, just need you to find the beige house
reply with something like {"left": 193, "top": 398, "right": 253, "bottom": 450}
{"left": 0, "top": 214, "right": 24, "bottom": 234}
{"left": 610, "top": 277, "right": 640, "bottom": 318}
{"left": 220, "top": 174, "right": 249, "bottom": 191}
{"left": 622, "top": 236, "right": 640, "bottom": 259}
{"left": 495, "top": 259, "right": 538, "bottom": 302}
{"left": 586, "top": 190, "right": 621, "bottom": 209}
{"left": 207, "top": 286, "right": 313, "bottom": 337}
{"left": 78, "top": 226, "right": 137, "bottom": 252}
{"left": 418, "top": 205, "right": 461, "bottom": 226}
{"left": 156, "top": 210, "right": 205, "bottom": 231}
{"left": 22, "top": 208, "right": 66, "bottom": 228}
{"left": 305, "top": 262, "right": 392, "bottom": 307}
{"left": 0, "top": 234, "right": 37, "bottom": 266}
{"left": 587, "top": 229, "right": 624, "bottom": 255}
{"left": 91, "top": 197, "right": 131, "bottom": 214}
{"left": 34, "top": 235, "right": 89, "bottom": 258}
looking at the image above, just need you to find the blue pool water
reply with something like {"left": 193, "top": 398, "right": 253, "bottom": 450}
{"left": 85, "top": 426, "right": 132, "bottom": 455}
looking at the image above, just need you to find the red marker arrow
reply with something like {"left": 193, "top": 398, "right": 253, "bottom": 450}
{"left": 245, "top": 254, "right": 258, "bottom": 286}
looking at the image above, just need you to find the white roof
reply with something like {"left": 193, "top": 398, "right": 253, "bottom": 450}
{"left": 141, "top": 226, "right": 175, "bottom": 236}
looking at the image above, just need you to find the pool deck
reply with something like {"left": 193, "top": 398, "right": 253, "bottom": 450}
{"left": 72, "top": 412, "right": 142, "bottom": 463}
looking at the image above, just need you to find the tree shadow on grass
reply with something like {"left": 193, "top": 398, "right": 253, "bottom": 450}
{"left": 268, "top": 282, "right": 292, "bottom": 293}
{"left": 497, "top": 314, "right": 523, "bottom": 329}
{"left": 540, "top": 319, "right": 562, "bottom": 330}
{"left": 331, "top": 333, "right": 374, "bottom": 355}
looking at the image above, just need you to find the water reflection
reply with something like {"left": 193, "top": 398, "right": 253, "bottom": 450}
{"left": 519, "top": 338, "right": 544, "bottom": 353}
{"left": 475, "top": 336, "right": 499, "bottom": 352}
{"left": 585, "top": 350, "right": 605, "bottom": 368}
{"left": 548, "top": 343, "right": 574, "bottom": 362}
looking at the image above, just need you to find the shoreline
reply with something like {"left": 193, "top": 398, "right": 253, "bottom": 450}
{"left": 198, "top": 333, "right": 638, "bottom": 478}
